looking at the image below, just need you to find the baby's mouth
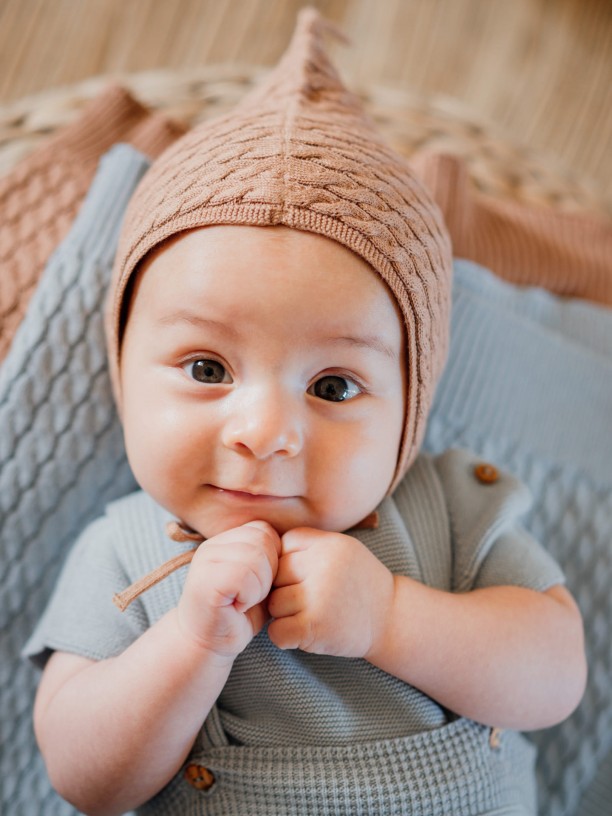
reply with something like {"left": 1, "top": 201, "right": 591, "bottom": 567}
{"left": 208, "top": 484, "right": 294, "bottom": 502}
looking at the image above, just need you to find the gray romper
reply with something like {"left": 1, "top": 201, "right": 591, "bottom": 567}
{"left": 26, "top": 448, "right": 565, "bottom": 815}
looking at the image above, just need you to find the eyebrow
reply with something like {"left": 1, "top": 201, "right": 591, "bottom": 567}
{"left": 158, "top": 310, "right": 398, "bottom": 361}
{"left": 326, "top": 334, "right": 399, "bottom": 362}
{"left": 157, "top": 310, "right": 241, "bottom": 339}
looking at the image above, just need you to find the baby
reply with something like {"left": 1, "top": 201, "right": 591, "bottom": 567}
{"left": 26, "top": 9, "right": 586, "bottom": 816}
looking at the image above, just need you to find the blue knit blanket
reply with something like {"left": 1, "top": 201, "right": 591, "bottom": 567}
{"left": 1, "top": 144, "right": 610, "bottom": 816}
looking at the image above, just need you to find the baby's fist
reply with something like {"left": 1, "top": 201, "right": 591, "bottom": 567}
{"left": 267, "top": 528, "right": 394, "bottom": 658}
{"left": 177, "top": 520, "right": 280, "bottom": 660}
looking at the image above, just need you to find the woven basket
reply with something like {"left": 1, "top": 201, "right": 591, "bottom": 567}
{"left": 1, "top": 65, "right": 610, "bottom": 217}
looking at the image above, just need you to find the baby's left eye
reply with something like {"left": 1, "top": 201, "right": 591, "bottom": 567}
{"left": 308, "top": 375, "right": 361, "bottom": 402}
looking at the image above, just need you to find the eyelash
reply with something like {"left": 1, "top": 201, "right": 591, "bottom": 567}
{"left": 180, "top": 358, "right": 367, "bottom": 402}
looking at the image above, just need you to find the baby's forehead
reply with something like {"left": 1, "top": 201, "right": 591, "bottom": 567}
{"left": 141, "top": 224, "right": 391, "bottom": 297}
{"left": 148, "top": 224, "right": 351, "bottom": 261}
{"left": 133, "top": 225, "right": 405, "bottom": 350}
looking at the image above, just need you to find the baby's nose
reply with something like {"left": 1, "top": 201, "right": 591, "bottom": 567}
{"left": 221, "top": 390, "right": 303, "bottom": 460}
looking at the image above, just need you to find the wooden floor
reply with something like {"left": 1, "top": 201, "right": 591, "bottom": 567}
{"left": 1, "top": 0, "right": 611, "bottom": 193}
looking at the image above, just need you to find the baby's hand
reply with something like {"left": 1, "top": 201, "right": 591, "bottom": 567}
{"left": 177, "top": 520, "right": 280, "bottom": 661}
{"left": 267, "top": 529, "right": 395, "bottom": 658}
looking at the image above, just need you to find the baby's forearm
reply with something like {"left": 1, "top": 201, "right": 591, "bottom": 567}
{"left": 35, "top": 520, "right": 279, "bottom": 815}
{"left": 34, "top": 609, "right": 233, "bottom": 816}
{"left": 367, "top": 578, "right": 587, "bottom": 730}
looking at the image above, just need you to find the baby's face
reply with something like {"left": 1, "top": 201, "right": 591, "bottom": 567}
{"left": 120, "top": 225, "right": 405, "bottom": 537}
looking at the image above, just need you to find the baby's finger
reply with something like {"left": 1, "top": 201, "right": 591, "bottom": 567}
{"left": 243, "top": 520, "right": 282, "bottom": 557}
{"left": 267, "top": 613, "right": 312, "bottom": 652}
{"left": 280, "top": 527, "right": 323, "bottom": 555}
{"left": 274, "top": 550, "right": 309, "bottom": 588}
{"left": 197, "top": 529, "right": 278, "bottom": 585}
{"left": 205, "top": 561, "right": 269, "bottom": 612}
{"left": 245, "top": 600, "right": 269, "bottom": 637}
{"left": 199, "top": 538, "right": 273, "bottom": 575}
{"left": 202, "top": 520, "right": 280, "bottom": 564}
{"left": 267, "top": 585, "right": 303, "bottom": 619}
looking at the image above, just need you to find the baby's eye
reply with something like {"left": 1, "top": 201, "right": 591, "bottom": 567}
{"left": 183, "top": 359, "right": 232, "bottom": 384}
{"left": 308, "top": 375, "right": 361, "bottom": 402}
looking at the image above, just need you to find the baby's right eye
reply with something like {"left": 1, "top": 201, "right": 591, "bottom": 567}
{"left": 182, "top": 359, "right": 232, "bottom": 384}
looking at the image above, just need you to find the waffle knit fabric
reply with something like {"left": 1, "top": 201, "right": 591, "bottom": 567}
{"left": 106, "top": 7, "right": 453, "bottom": 489}
{"left": 411, "top": 152, "right": 612, "bottom": 305}
{"left": 0, "top": 84, "right": 186, "bottom": 363}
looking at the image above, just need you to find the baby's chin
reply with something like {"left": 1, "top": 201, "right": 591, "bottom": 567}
{"left": 193, "top": 512, "right": 321, "bottom": 539}
{"left": 159, "top": 483, "right": 384, "bottom": 539}
{"left": 183, "top": 505, "right": 363, "bottom": 540}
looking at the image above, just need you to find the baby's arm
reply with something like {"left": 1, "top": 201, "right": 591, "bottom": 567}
{"left": 365, "top": 577, "right": 586, "bottom": 730}
{"left": 33, "top": 520, "right": 279, "bottom": 816}
{"left": 268, "top": 529, "right": 587, "bottom": 731}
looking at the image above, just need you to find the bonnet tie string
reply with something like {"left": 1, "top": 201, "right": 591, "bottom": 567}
{"left": 112, "top": 521, "right": 204, "bottom": 611}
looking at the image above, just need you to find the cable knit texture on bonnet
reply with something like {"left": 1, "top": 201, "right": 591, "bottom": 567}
{"left": 107, "top": 7, "right": 453, "bottom": 489}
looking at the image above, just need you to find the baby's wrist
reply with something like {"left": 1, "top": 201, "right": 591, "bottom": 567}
{"left": 170, "top": 608, "right": 238, "bottom": 671}
{"left": 364, "top": 572, "right": 398, "bottom": 666}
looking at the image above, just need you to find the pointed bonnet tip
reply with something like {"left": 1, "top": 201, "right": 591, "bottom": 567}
{"left": 290, "top": 6, "right": 352, "bottom": 72}
{"left": 295, "top": 6, "right": 350, "bottom": 46}
{"left": 274, "top": 5, "right": 353, "bottom": 99}
{"left": 235, "top": 6, "right": 352, "bottom": 111}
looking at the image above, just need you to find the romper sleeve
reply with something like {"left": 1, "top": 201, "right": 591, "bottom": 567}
{"left": 470, "top": 523, "right": 565, "bottom": 592}
{"left": 433, "top": 448, "right": 565, "bottom": 594}
{"left": 23, "top": 513, "right": 148, "bottom": 668}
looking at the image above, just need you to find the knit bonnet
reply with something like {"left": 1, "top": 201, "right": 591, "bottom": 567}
{"left": 107, "top": 7, "right": 453, "bottom": 491}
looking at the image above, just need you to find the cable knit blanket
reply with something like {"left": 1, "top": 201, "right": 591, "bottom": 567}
{"left": 423, "top": 260, "right": 612, "bottom": 816}
{"left": 1, "top": 144, "right": 611, "bottom": 816}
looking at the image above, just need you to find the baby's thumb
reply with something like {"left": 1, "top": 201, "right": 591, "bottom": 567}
{"left": 245, "top": 599, "right": 270, "bottom": 637}
{"left": 244, "top": 520, "right": 282, "bottom": 555}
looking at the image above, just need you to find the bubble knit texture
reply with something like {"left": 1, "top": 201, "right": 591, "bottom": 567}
{"left": 107, "top": 7, "right": 453, "bottom": 487}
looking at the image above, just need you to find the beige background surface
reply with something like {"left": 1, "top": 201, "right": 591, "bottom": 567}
{"left": 1, "top": 0, "right": 611, "bottom": 194}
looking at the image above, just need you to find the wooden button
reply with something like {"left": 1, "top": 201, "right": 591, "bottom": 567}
{"left": 185, "top": 763, "right": 216, "bottom": 791}
{"left": 474, "top": 463, "right": 499, "bottom": 484}
{"left": 489, "top": 727, "right": 503, "bottom": 749}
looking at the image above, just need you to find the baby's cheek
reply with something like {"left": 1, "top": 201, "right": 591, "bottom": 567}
{"left": 314, "top": 451, "right": 384, "bottom": 532}
{"left": 122, "top": 413, "right": 175, "bottom": 491}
